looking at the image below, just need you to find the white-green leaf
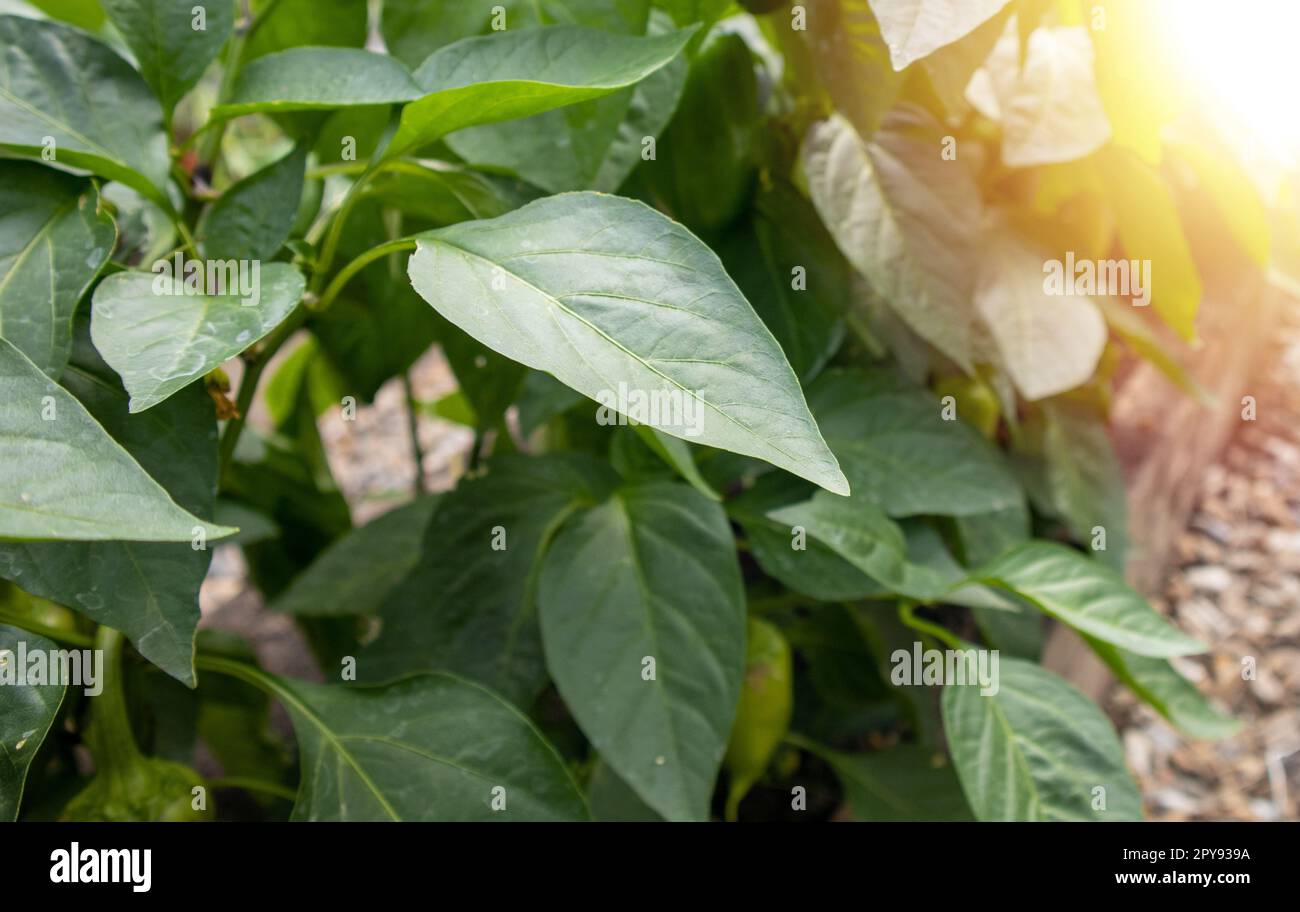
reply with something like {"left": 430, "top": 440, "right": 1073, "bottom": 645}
{"left": 808, "top": 368, "right": 1022, "bottom": 516}
{"left": 90, "top": 263, "right": 305, "bottom": 412}
{"left": 867, "top": 0, "right": 1011, "bottom": 70}
{"left": 0, "top": 15, "right": 172, "bottom": 207}
{"left": 803, "top": 110, "right": 981, "bottom": 370}
{"left": 100, "top": 0, "right": 236, "bottom": 114}
{"left": 974, "top": 541, "right": 1206, "bottom": 657}
{"left": 0, "top": 337, "right": 231, "bottom": 542}
{"left": 538, "top": 481, "right": 746, "bottom": 821}
{"left": 0, "top": 625, "right": 67, "bottom": 820}
{"left": 388, "top": 24, "right": 696, "bottom": 157}
{"left": 974, "top": 227, "right": 1106, "bottom": 400}
{"left": 408, "top": 192, "right": 847, "bottom": 494}
{"left": 942, "top": 654, "right": 1142, "bottom": 820}
{"left": 238, "top": 667, "right": 588, "bottom": 821}
{"left": 0, "top": 161, "right": 115, "bottom": 377}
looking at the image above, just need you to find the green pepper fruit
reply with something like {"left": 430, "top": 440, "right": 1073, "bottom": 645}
{"left": 932, "top": 374, "right": 1002, "bottom": 439}
{"left": 723, "top": 617, "right": 793, "bottom": 820}
{"left": 638, "top": 32, "right": 760, "bottom": 237}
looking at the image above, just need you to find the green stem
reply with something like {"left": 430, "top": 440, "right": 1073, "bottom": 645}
{"left": 898, "top": 602, "right": 962, "bottom": 650}
{"left": 207, "top": 776, "right": 297, "bottom": 802}
{"left": 89, "top": 626, "right": 142, "bottom": 777}
{"left": 313, "top": 237, "right": 416, "bottom": 312}
{"left": 311, "top": 172, "right": 377, "bottom": 293}
{"left": 217, "top": 307, "right": 308, "bottom": 478}
{"left": 198, "top": 12, "right": 251, "bottom": 171}
{"left": 402, "top": 371, "right": 426, "bottom": 494}
{"left": 0, "top": 609, "right": 94, "bottom": 648}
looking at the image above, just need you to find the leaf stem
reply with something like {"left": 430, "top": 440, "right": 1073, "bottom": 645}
{"left": 217, "top": 307, "right": 308, "bottom": 478}
{"left": 402, "top": 371, "right": 426, "bottom": 494}
{"left": 0, "top": 609, "right": 94, "bottom": 648}
{"left": 207, "top": 776, "right": 297, "bottom": 802}
{"left": 898, "top": 602, "right": 962, "bottom": 650}
{"left": 313, "top": 237, "right": 417, "bottom": 313}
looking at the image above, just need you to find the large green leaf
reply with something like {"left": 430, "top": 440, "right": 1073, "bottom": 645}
{"left": 974, "top": 542, "right": 1205, "bottom": 657}
{"left": 1086, "top": 638, "right": 1240, "bottom": 740}
{"left": 803, "top": 110, "right": 981, "bottom": 370}
{"left": 213, "top": 47, "right": 423, "bottom": 118}
{"left": 538, "top": 481, "right": 746, "bottom": 821}
{"left": 100, "top": 0, "right": 235, "bottom": 114}
{"left": 718, "top": 183, "right": 849, "bottom": 381}
{"left": 803, "top": 0, "right": 903, "bottom": 138}
{"left": 0, "top": 15, "right": 172, "bottom": 207}
{"left": 243, "top": 0, "right": 368, "bottom": 59}
{"left": 274, "top": 496, "right": 441, "bottom": 617}
{"left": 0, "top": 625, "right": 68, "bottom": 820}
{"left": 360, "top": 454, "right": 618, "bottom": 706}
{"left": 866, "top": 0, "right": 1011, "bottom": 70}
{"left": 0, "top": 337, "right": 230, "bottom": 542}
{"left": 224, "top": 665, "right": 588, "bottom": 821}
{"left": 942, "top": 655, "right": 1141, "bottom": 820}
{"left": 388, "top": 24, "right": 696, "bottom": 158}
{"left": 800, "top": 739, "right": 973, "bottom": 821}
{"left": 199, "top": 145, "right": 307, "bottom": 261}
{"left": 0, "top": 161, "right": 115, "bottom": 378}
{"left": 408, "top": 192, "right": 849, "bottom": 495}
{"left": 808, "top": 368, "right": 1021, "bottom": 516}
{"left": 90, "top": 263, "right": 305, "bottom": 412}
{"left": 0, "top": 327, "right": 219, "bottom": 684}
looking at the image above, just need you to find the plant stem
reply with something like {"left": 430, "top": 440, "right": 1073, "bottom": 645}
{"left": 313, "top": 237, "right": 416, "bottom": 312}
{"left": 217, "top": 307, "right": 308, "bottom": 478}
{"left": 0, "top": 609, "right": 94, "bottom": 648}
{"left": 198, "top": 9, "right": 252, "bottom": 171}
{"left": 207, "top": 776, "right": 298, "bottom": 802}
{"left": 89, "top": 626, "right": 142, "bottom": 776}
{"left": 402, "top": 371, "right": 426, "bottom": 494}
{"left": 898, "top": 602, "right": 962, "bottom": 650}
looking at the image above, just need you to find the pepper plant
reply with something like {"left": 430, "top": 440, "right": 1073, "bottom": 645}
{"left": 0, "top": 0, "right": 1266, "bottom": 823}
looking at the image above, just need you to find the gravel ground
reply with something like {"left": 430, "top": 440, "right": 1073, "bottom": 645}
{"left": 1106, "top": 311, "right": 1300, "bottom": 821}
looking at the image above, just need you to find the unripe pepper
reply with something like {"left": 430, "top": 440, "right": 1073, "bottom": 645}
{"left": 723, "top": 617, "right": 792, "bottom": 820}
{"left": 932, "top": 374, "right": 1002, "bottom": 439}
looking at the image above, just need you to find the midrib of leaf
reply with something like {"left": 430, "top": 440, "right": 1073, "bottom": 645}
{"left": 0, "top": 196, "right": 77, "bottom": 343}
{"left": 0, "top": 80, "right": 119, "bottom": 163}
{"left": 976, "top": 687, "right": 1040, "bottom": 820}
{"left": 429, "top": 236, "right": 811, "bottom": 470}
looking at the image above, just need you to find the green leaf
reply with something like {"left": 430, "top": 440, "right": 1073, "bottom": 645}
{"left": 408, "top": 192, "right": 849, "bottom": 495}
{"left": 975, "top": 227, "right": 1106, "bottom": 401}
{"left": 769, "top": 492, "right": 952, "bottom": 600}
{"left": 800, "top": 739, "right": 973, "bottom": 820}
{"left": 0, "top": 625, "right": 68, "bottom": 820}
{"left": 808, "top": 367, "right": 1022, "bottom": 516}
{"left": 942, "top": 655, "right": 1142, "bottom": 820}
{"left": 0, "top": 161, "right": 115, "bottom": 377}
{"left": 867, "top": 0, "right": 1011, "bottom": 70}
{"left": 634, "top": 425, "right": 720, "bottom": 501}
{"left": 214, "top": 47, "right": 423, "bottom": 118}
{"left": 1037, "top": 399, "right": 1129, "bottom": 571}
{"left": 973, "top": 541, "right": 1206, "bottom": 657}
{"left": 538, "top": 481, "right": 746, "bottom": 821}
{"left": 361, "top": 454, "right": 618, "bottom": 706}
{"left": 630, "top": 31, "right": 755, "bottom": 233}
{"left": 274, "top": 496, "right": 441, "bottom": 617}
{"left": 90, "top": 263, "right": 305, "bottom": 412}
{"left": 244, "top": 0, "right": 368, "bottom": 59}
{"left": 0, "top": 15, "right": 172, "bottom": 207}
{"left": 199, "top": 145, "right": 307, "bottom": 261}
{"left": 803, "top": 109, "right": 981, "bottom": 370}
{"left": 0, "top": 336, "right": 230, "bottom": 542}
{"left": 100, "top": 0, "right": 235, "bottom": 114}
{"left": 231, "top": 666, "right": 587, "bottom": 821}
{"left": 445, "top": 8, "right": 687, "bottom": 195}
{"left": 358, "top": 159, "right": 539, "bottom": 225}
{"left": 388, "top": 24, "right": 696, "bottom": 158}
{"left": 587, "top": 760, "right": 664, "bottom": 822}
{"left": 0, "top": 327, "right": 219, "bottom": 684}
{"left": 1086, "top": 638, "right": 1240, "bottom": 740}
{"left": 804, "top": 0, "right": 903, "bottom": 138}
{"left": 718, "top": 183, "right": 849, "bottom": 381}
